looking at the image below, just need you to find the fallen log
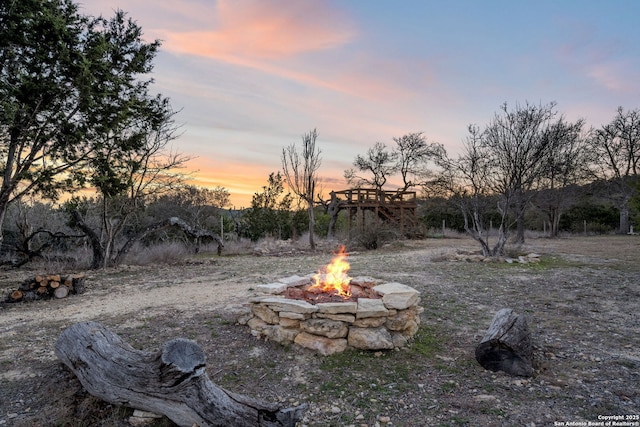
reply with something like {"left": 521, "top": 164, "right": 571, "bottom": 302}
{"left": 475, "top": 308, "right": 534, "bottom": 377}
{"left": 55, "top": 322, "right": 304, "bottom": 427}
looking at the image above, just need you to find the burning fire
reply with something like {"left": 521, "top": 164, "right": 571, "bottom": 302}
{"left": 310, "top": 245, "right": 352, "bottom": 298}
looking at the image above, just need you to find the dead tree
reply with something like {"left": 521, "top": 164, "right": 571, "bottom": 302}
{"left": 475, "top": 308, "right": 534, "bottom": 377}
{"left": 55, "top": 322, "right": 305, "bottom": 427}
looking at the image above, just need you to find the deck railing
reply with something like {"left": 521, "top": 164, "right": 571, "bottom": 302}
{"left": 332, "top": 188, "right": 417, "bottom": 205}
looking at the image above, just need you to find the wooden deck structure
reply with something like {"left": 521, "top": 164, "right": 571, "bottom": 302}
{"left": 330, "top": 188, "right": 419, "bottom": 236}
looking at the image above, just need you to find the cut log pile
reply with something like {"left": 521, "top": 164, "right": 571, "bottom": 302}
{"left": 5, "top": 274, "right": 85, "bottom": 303}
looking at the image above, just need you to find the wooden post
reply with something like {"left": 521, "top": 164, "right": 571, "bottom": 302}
{"left": 55, "top": 322, "right": 305, "bottom": 427}
{"left": 475, "top": 308, "right": 534, "bottom": 377}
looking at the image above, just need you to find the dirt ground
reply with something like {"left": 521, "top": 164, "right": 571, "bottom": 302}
{"left": 0, "top": 235, "right": 638, "bottom": 426}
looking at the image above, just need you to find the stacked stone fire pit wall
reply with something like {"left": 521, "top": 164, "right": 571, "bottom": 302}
{"left": 239, "top": 276, "right": 423, "bottom": 355}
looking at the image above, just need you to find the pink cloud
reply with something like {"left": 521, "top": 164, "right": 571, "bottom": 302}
{"left": 160, "top": 0, "right": 355, "bottom": 60}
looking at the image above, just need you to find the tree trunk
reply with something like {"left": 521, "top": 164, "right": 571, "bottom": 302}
{"left": 307, "top": 200, "right": 316, "bottom": 250}
{"left": 475, "top": 308, "right": 533, "bottom": 377}
{"left": 619, "top": 202, "right": 630, "bottom": 234}
{"left": 326, "top": 192, "right": 339, "bottom": 239}
{"left": 55, "top": 322, "right": 305, "bottom": 427}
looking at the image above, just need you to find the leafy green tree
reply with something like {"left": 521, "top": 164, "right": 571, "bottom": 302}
{"left": 243, "top": 172, "right": 294, "bottom": 241}
{"left": 0, "top": 1, "right": 164, "bottom": 248}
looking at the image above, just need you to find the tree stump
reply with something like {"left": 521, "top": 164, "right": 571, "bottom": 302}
{"left": 55, "top": 322, "right": 305, "bottom": 427}
{"left": 474, "top": 308, "right": 533, "bottom": 377}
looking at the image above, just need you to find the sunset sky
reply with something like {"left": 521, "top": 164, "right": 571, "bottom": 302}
{"left": 80, "top": 0, "right": 640, "bottom": 208}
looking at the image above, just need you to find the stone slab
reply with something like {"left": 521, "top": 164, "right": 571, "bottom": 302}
{"left": 316, "top": 301, "right": 357, "bottom": 314}
{"left": 278, "top": 311, "right": 306, "bottom": 320}
{"left": 256, "top": 282, "right": 288, "bottom": 294}
{"left": 373, "top": 282, "right": 420, "bottom": 310}
{"left": 355, "top": 298, "right": 389, "bottom": 318}
{"left": 278, "top": 275, "right": 311, "bottom": 287}
{"left": 263, "top": 298, "right": 318, "bottom": 314}
{"left": 350, "top": 276, "right": 383, "bottom": 288}
{"left": 315, "top": 313, "right": 356, "bottom": 323}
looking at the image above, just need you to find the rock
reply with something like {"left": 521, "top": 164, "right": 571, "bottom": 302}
{"left": 278, "top": 311, "right": 306, "bottom": 320}
{"left": 391, "top": 332, "right": 409, "bottom": 348}
{"left": 262, "top": 325, "right": 299, "bottom": 344}
{"left": 353, "top": 316, "right": 387, "bottom": 328}
{"left": 356, "top": 298, "right": 389, "bottom": 318}
{"left": 251, "top": 304, "right": 280, "bottom": 324}
{"left": 385, "top": 307, "right": 419, "bottom": 331}
{"left": 294, "top": 332, "right": 347, "bottom": 355}
{"left": 246, "top": 316, "right": 268, "bottom": 332}
{"left": 300, "top": 318, "right": 348, "bottom": 338}
{"left": 315, "top": 313, "right": 356, "bottom": 323}
{"left": 278, "top": 275, "right": 311, "bottom": 287}
{"left": 350, "top": 276, "right": 382, "bottom": 288}
{"left": 236, "top": 308, "right": 253, "bottom": 325}
{"left": 263, "top": 298, "right": 319, "bottom": 314}
{"left": 279, "top": 317, "right": 300, "bottom": 328}
{"left": 316, "top": 301, "right": 358, "bottom": 314}
{"left": 348, "top": 326, "right": 394, "bottom": 350}
{"left": 373, "top": 283, "right": 420, "bottom": 310}
{"left": 256, "top": 282, "right": 288, "bottom": 294}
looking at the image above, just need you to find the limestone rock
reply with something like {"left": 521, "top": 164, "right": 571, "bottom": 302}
{"left": 316, "top": 301, "right": 357, "bottom": 314}
{"left": 373, "top": 282, "right": 420, "bottom": 310}
{"left": 247, "top": 316, "right": 268, "bottom": 333}
{"left": 256, "top": 282, "right": 288, "bottom": 294}
{"left": 350, "top": 276, "right": 382, "bottom": 288}
{"left": 251, "top": 304, "right": 279, "bottom": 324}
{"left": 385, "top": 307, "right": 419, "bottom": 331}
{"left": 279, "top": 317, "right": 300, "bottom": 328}
{"left": 278, "top": 275, "right": 311, "bottom": 287}
{"left": 300, "top": 318, "right": 348, "bottom": 338}
{"left": 264, "top": 298, "right": 318, "bottom": 314}
{"left": 391, "top": 332, "right": 409, "bottom": 348}
{"left": 356, "top": 298, "right": 389, "bottom": 318}
{"left": 315, "top": 313, "right": 356, "bottom": 323}
{"left": 278, "top": 311, "right": 307, "bottom": 320}
{"left": 348, "top": 326, "right": 394, "bottom": 350}
{"left": 263, "top": 325, "right": 299, "bottom": 344}
{"left": 294, "top": 332, "right": 348, "bottom": 355}
{"left": 352, "top": 316, "right": 386, "bottom": 328}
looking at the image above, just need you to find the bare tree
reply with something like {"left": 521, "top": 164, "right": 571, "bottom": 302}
{"left": 534, "top": 117, "right": 590, "bottom": 237}
{"left": 434, "top": 125, "right": 511, "bottom": 256}
{"left": 344, "top": 142, "right": 397, "bottom": 190}
{"left": 282, "top": 129, "right": 322, "bottom": 249}
{"left": 482, "top": 102, "right": 559, "bottom": 244}
{"left": 393, "top": 132, "right": 442, "bottom": 192}
{"left": 588, "top": 107, "right": 640, "bottom": 234}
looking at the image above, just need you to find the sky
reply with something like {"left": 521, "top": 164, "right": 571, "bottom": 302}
{"left": 79, "top": 0, "right": 640, "bottom": 208}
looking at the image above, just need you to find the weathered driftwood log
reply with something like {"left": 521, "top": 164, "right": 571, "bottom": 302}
{"left": 55, "top": 322, "right": 305, "bottom": 427}
{"left": 475, "top": 308, "right": 533, "bottom": 377}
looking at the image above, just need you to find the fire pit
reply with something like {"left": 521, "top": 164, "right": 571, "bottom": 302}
{"left": 240, "top": 246, "right": 423, "bottom": 355}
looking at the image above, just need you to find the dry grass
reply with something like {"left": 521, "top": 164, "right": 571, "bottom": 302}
{"left": 0, "top": 235, "right": 638, "bottom": 426}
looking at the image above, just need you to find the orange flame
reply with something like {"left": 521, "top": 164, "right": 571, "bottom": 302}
{"left": 310, "top": 245, "right": 352, "bottom": 298}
